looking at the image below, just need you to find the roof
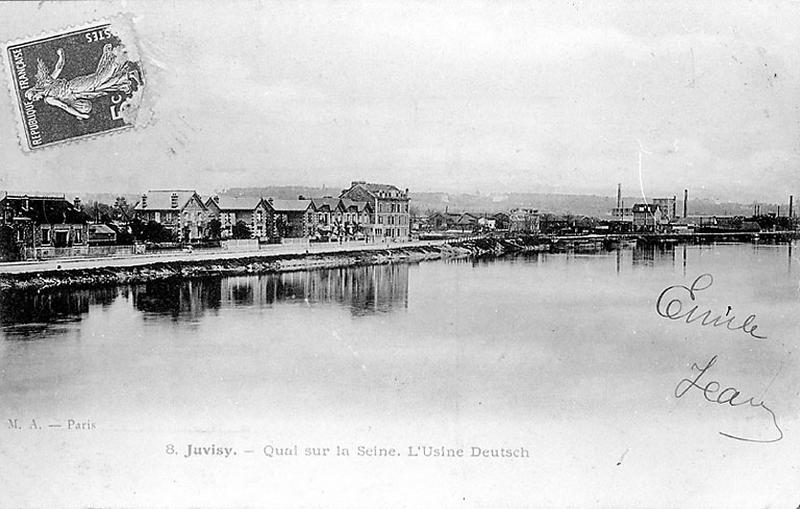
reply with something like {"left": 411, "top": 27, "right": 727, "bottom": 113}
{"left": 340, "top": 199, "right": 369, "bottom": 212}
{"left": 311, "top": 197, "right": 342, "bottom": 211}
{"left": 269, "top": 199, "right": 312, "bottom": 212}
{"left": 89, "top": 224, "right": 117, "bottom": 235}
{"left": 360, "top": 183, "right": 402, "bottom": 193}
{"left": 341, "top": 181, "right": 407, "bottom": 200}
{"left": 211, "top": 196, "right": 264, "bottom": 211}
{"left": 134, "top": 190, "right": 200, "bottom": 211}
{"left": 0, "top": 195, "right": 89, "bottom": 224}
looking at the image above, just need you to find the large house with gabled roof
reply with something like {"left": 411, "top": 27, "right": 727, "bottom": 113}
{"left": 310, "top": 197, "right": 345, "bottom": 232}
{"left": 205, "top": 196, "right": 274, "bottom": 240}
{"left": 269, "top": 198, "right": 314, "bottom": 238}
{"left": 133, "top": 189, "right": 209, "bottom": 242}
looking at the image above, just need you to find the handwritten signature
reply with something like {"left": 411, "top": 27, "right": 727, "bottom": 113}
{"left": 656, "top": 273, "right": 766, "bottom": 340}
{"left": 675, "top": 355, "right": 783, "bottom": 443}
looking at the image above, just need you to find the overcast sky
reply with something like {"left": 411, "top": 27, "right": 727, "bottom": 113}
{"left": 1, "top": 0, "right": 798, "bottom": 202}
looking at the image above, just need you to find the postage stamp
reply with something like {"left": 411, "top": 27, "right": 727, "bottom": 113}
{"left": 4, "top": 16, "right": 146, "bottom": 151}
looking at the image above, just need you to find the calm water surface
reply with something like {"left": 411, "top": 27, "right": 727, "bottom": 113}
{"left": 1, "top": 243, "right": 799, "bottom": 508}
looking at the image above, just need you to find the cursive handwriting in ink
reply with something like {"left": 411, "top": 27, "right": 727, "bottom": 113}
{"left": 675, "top": 355, "right": 783, "bottom": 443}
{"left": 656, "top": 273, "right": 766, "bottom": 339}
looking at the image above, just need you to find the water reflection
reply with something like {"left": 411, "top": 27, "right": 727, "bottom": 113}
{"left": 212, "top": 264, "right": 409, "bottom": 314}
{"left": 1, "top": 263, "right": 410, "bottom": 336}
{"left": 631, "top": 243, "right": 677, "bottom": 267}
{"left": 1, "top": 243, "right": 795, "bottom": 337}
{"left": 133, "top": 279, "right": 222, "bottom": 319}
{"left": 0, "top": 286, "right": 117, "bottom": 338}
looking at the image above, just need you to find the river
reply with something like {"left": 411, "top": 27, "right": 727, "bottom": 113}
{"left": 1, "top": 242, "right": 798, "bottom": 508}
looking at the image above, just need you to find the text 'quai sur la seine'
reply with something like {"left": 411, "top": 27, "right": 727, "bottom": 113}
{"left": 166, "top": 443, "right": 530, "bottom": 460}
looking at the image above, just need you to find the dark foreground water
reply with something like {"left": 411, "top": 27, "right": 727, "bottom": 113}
{"left": 1, "top": 243, "right": 799, "bottom": 508}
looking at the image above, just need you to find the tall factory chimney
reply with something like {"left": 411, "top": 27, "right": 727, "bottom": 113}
{"left": 683, "top": 189, "right": 688, "bottom": 218}
{"left": 789, "top": 195, "right": 794, "bottom": 218}
{"left": 616, "top": 183, "right": 621, "bottom": 209}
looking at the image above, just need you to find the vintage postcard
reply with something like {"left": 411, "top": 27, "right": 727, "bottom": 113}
{"left": 4, "top": 16, "right": 145, "bottom": 151}
{"left": 0, "top": 1, "right": 799, "bottom": 508}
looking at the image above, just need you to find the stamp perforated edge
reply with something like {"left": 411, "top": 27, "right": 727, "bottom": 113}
{"left": 2, "top": 13, "right": 153, "bottom": 153}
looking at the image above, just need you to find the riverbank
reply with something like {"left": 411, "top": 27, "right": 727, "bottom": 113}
{"left": 2, "top": 231, "right": 792, "bottom": 292}
{"left": 0, "top": 236, "right": 527, "bottom": 292}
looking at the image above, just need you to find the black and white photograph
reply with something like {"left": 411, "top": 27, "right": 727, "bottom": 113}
{"left": 1, "top": 1, "right": 799, "bottom": 507}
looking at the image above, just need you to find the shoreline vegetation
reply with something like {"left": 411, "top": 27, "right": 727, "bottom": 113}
{"left": 0, "top": 233, "right": 795, "bottom": 292}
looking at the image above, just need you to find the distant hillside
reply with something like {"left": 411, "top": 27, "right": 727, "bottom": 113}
{"left": 410, "top": 192, "right": 780, "bottom": 218}
{"left": 71, "top": 188, "right": 783, "bottom": 219}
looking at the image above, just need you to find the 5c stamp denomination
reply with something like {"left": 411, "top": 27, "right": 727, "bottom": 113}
{"left": 4, "top": 16, "right": 146, "bottom": 151}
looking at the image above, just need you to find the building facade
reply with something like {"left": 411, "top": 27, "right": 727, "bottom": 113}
{"left": 310, "top": 197, "right": 345, "bottom": 237}
{"left": 652, "top": 197, "right": 677, "bottom": 222}
{"left": 632, "top": 203, "right": 664, "bottom": 230}
{"left": 610, "top": 206, "right": 634, "bottom": 223}
{"left": 269, "top": 199, "right": 314, "bottom": 238}
{"left": 0, "top": 194, "right": 89, "bottom": 261}
{"left": 205, "top": 196, "right": 274, "bottom": 240}
{"left": 341, "top": 199, "right": 373, "bottom": 238}
{"left": 340, "top": 181, "right": 410, "bottom": 241}
{"left": 134, "top": 190, "right": 209, "bottom": 242}
{"left": 509, "top": 208, "right": 540, "bottom": 234}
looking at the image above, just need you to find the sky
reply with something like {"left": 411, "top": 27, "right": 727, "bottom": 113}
{"left": 0, "top": 0, "right": 798, "bottom": 202}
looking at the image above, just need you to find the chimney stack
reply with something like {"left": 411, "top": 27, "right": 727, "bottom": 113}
{"left": 73, "top": 196, "right": 82, "bottom": 209}
{"left": 616, "top": 183, "right": 622, "bottom": 209}
{"left": 683, "top": 189, "right": 688, "bottom": 218}
{"left": 141, "top": 194, "right": 147, "bottom": 208}
{"left": 170, "top": 192, "right": 179, "bottom": 208}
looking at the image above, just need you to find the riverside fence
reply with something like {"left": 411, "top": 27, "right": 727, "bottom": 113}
{"left": 11, "top": 235, "right": 486, "bottom": 264}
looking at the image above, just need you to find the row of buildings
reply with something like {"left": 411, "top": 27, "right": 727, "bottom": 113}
{"left": 134, "top": 181, "right": 410, "bottom": 242}
{"left": 423, "top": 208, "right": 541, "bottom": 234}
{"left": 0, "top": 182, "right": 411, "bottom": 260}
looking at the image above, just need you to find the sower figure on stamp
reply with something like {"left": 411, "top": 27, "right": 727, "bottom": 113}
{"left": 25, "top": 43, "right": 136, "bottom": 120}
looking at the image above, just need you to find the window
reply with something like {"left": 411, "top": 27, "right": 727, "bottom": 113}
{"left": 16, "top": 228, "right": 23, "bottom": 242}
{"left": 74, "top": 228, "right": 82, "bottom": 244}
{"left": 41, "top": 228, "right": 50, "bottom": 244}
{"left": 155, "top": 211, "right": 161, "bottom": 222}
